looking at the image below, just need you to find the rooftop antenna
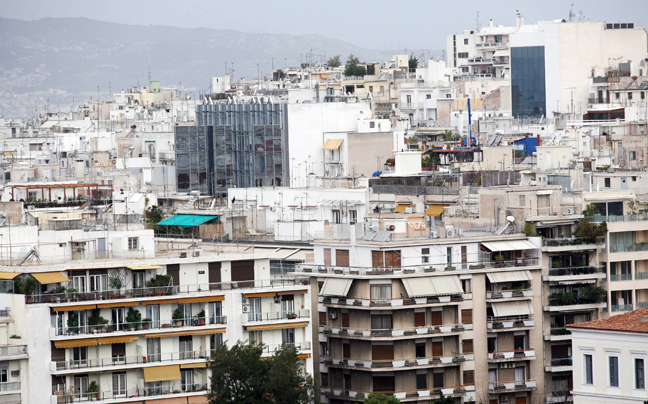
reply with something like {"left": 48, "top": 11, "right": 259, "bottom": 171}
{"left": 568, "top": 3, "right": 575, "bottom": 22}
{"left": 475, "top": 11, "right": 481, "bottom": 30}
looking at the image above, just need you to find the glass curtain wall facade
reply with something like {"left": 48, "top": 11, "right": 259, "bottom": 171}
{"left": 511, "top": 46, "right": 546, "bottom": 118}
{"left": 176, "top": 103, "right": 288, "bottom": 196}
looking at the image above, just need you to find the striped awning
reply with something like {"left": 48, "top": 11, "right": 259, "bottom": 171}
{"left": 0, "top": 272, "right": 20, "bottom": 280}
{"left": 54, "top": 338, "right": 98, "bottom": 348}
{"left": 425, "top": 205, "right": 446, "bottom": 217}
{"left": 245, "top": 321, "right": 308, "bottom": 331}
{"left": 402, "top": 276, "right": 463, "bottom": 297}
{"left": 143, "top": 365, "right": 181, "bottom": 382}
{"left": 97, "top": 301, "right": 139, "bottom": 309}
{"left": 180, "top": 362, "right": 207, "bottom": 369}
{"left": 487, "top": 271, "right": 533, "bottom": 283}
{"left": 322, "top": 139, "right": 343, "bottom": 150}
{"left": 177, "top": 296, "right": 224, "bottom": 304}
{"left": 31, "top": 272, "right": 70, "bottom": 284}
{"left": 320, "top": 278, "right": 353, "bottom": 297}
{"left": 97, "top": 335, "right": 139, "bottom": 345}
{"left": 53, "top": 304, "right": 96, "bottom": 312}
{"left": 146, "top": 328, "right": 226, "bottom": 338}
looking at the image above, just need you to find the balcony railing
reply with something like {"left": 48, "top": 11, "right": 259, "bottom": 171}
{"left": 243, "top": 310, "right": 310, "bottom": 323}
{"left": 322, "top": 384, "right": 474, "bottom": 400}
{"left": 0, "top": 382, "right": 20, "bottom": 391}
{"left": 550, "top": 357, "right": 573, "bottom": 366}
{"left": 489, "top": 379, "right": 536, "bottom": 392}
{"left": 543, "top": 237, "right": 603, "bottom": 247}
{"left": 0, "top": 345, "right": 27, "bottom": 358}
{"left": 54, "top": 316, "right": 227, "bottom": 337}
{"left": 610, "top": 273, "right": 632, "bottom": 281}
{"left": 298, "top": 258, "right": 540, "bottom": 276}
{"left": 488, "top": 349, "right": 535, "bottom": 361}
{"left": 609, "top": 243, "right": 648, "bottom": 253}
{"left": 486, "top": 289, "right": 533, "bottom": 299}
{"left": 321, "top": 323, "right": 471, "bottom": 338}
{"left": 612, "top": 304, "right": 633, "bottom": 312}
{"left": 549, "top": 327, "right": 571, "bottom": 336}
{"left": 322, "top": 353, "right": 473, "bottom": 369}
{"left": 319, "top": 294, "right": 466, "bottom": 307}
{"left": 547, "top": 266, "right": 605, "bottom": 277}
{"left": 61, "top": 384, "right": 208, "bottom": 403}
{"left": 29, "top": 277, "right": 310, "bottom": 304}
{"left": 637, "top": 302, "right": 648, "bottom": 309}
{"left": 591, "top": 213, "right": 648, "bottom": 223}
{"left": 637, "top": 273, "right": 648, "bottom": 280}
{"left": 53, "top": 349, "right": 215, "bottom": 371}
{"left": 487, "top": 316, "right": 534, "bottom": 330}
{"left": 259, "top": 341, "right": 311, "bottom": 354}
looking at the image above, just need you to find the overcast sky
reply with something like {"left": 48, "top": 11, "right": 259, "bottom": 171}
{"left": 1, "top": 0, "right": 647, "bottom": 50}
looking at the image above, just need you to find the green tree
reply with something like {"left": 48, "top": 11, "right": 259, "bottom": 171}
{"left": 145, "top": 205, "right": 164, "bottom": 231}
{"left": 327, "top": 55, "right": 341, "bottom": 68}
{"left": 344, "top": 54, "right": 367, "bottom": 77}
{"left": 409, "top": 54, "right": 419, "bottom": 71}
{"left": 367, "top": 64, "right": 375, "bottom": 75}
{"left": 364, "top": 393, "right": 401, "bottom": 404}
{"left": 431, "top": 392, "right": 457, "bottom": 404}
{"left": 208, "top": 342, "right": 316, "bottom": 404}
{"left": 574, "top": 218, "right": 607, "bottom": 243}
{"left": 582, "top": 203, "right": 596, "bottom": 217}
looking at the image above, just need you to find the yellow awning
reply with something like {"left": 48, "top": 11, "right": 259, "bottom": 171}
{"left": 31, "top": 272, "right": 70, "bottom": 284}
{"left": 54, "top": 338, "right": 98, "bottom": 348}
{"left": 297, "top": 354, "right": 312, "bottom": 359}
{"left": 97, "top": 335, "right": 139, "bottom": 345}
{"left": 177, "top": 295, "right": 224, "bottom": 304}
{"left": 425, "top": 205, "right": 446, "bottom": 217}
{"left": 0, "top": 272, "right": 20, "bottom": 280}
{"left": 143, "top": 365, "right": 181, "bottom": 382}
{"left": 244, "top": 292, "right": 276, "bottom": 298}
{"left": 143, "top": 299, "right": 178, "bottom": 305}
{"left": 53, "top": 304, "right": 97, "bottom": 312}
{"left": 146, "top": 328, "right": 226, "bottom": 338}
{"left": 322, "top": 139, "right": 343, "bottom": 150}
{"left": 127, "top": 265, "right": 164, "bottom": 270}
{"left": 97, "top": 301, "right": 139, "bottom": 309}
{"left": 180, "top": 362, "right": 207, "bottom": 369}
{"left": 245, "top": 321, "right": 308, "bottom": 331}
{"left": 394, "top": 204, "right": 409, "bottom": 213}
{"left": 320, "top": 73, "right": 329, "bottom": 79}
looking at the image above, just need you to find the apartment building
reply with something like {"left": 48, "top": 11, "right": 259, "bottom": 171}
{"left": 0, "top": 294, "right": 29, "bottom": 404}
{"left": 293, "top": 224, "right": 545, "bottom": 404}
{"left": 568, "top": 306, "right": 648, "bottom": 404}
{"left": 0, "top": 250, "right": 314, "bottom": 404}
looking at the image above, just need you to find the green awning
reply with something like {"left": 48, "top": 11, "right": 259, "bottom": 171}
{"left": 157, "top": 214, "right": 218, "bottom": 227}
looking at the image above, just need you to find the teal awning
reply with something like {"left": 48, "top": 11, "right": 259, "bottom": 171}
{"left": 157, "top": 214, "right": 218, "bottom": 227}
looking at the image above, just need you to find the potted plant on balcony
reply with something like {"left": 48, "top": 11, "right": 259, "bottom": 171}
{"left": 492, "top": 321, "right": 503, "bottom": 329}
{"left": 89, "top": 309, "right": 108, "bottom": 333}
{"left": 172, "top": 308, "right": 184, "bottom": 327}
{"left": 66, "top": 288, "right": 79, "bottom": 302}
{"left": 51, "top": 286, "right": 67, "bottom": 302}
{"left": 67, "top": 312, "right": 79, "bottom": 334}
{"left": 87, "top": 381, "right": 99, "bottom": 400}
{"left": 126, "top": 307, "right": 142, "bottom": 330}
{"left": 494, "top": 254, "right": 505, "bottom": 268}
{"left": 286, "top": 312, "right": 298, "bottom": 320}
{"left": 196, "top": 310, "right": 205, "bottom": 326}
{"left": 142, "top": 318, "right": 152, "bottom": 330}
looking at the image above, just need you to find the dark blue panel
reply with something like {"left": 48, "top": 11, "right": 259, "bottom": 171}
{"left": 511, "top": 46, "right": 546, "bottom": 118}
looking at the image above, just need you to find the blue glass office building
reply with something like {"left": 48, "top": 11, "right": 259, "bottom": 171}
{"left": 511, "top": 46, "right": 546, "bottom": 118}
{"left": 176, "top": 103, "right": 289, "bottom": 196}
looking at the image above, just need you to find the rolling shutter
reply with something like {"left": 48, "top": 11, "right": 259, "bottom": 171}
{"left": 208, "top": 262, "right": 221, "bottom": 290}
{"left": 372, "top": 345, "right": 394, "bottom": 361}
{"left": 231, "top": 260, "right": 255, "bottom": 282}
{"left": 166, "top": 264, "right": 180, "bottom": 286}
{"left": 461, "top": 309, "right": 473, "bottom": 324}
{"left": 414, "top": 312, "right": 426, "bottom": 327}
{"left": 335, "top": 250, "right": 349, "bottom": 266}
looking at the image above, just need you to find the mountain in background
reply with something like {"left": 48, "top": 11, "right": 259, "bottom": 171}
{"left": 0, "top": 17, "right": 442, "bottom": 119}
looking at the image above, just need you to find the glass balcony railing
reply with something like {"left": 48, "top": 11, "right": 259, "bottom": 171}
{"left": 610, "top": 273, "right": 632, "bottom": 281}
{"left": 547, "top": 266, "right": 605, "bottom": 277}
{"left": 55, "top": 316, "right": 226, "bottom": 336}
{"left": 243, "top": 310, "right": 310, "bottom": 323}
{"left": 612, "top": 304, "right": 633, "bottom": 312}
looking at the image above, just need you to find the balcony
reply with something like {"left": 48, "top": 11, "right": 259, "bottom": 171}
{"left": 466, "top": 57, "right": 494, "bottom": 65}
{"left": 545, "top": 288, "right": 607, "bottom": 312}
{"left": 545, "top": 357, "right": 573, "bottom": 372}
{"left": 0, "top": 345, "right": 27, "bottom": 359}
{"left": 476, "top": 41, "right": 509, "bottom": 48}
{"left": 610, "top": 273, "right": 632, "bottom": 281}
{"left": 61, "top": 384, "right": 208, "bottom": 403}
{"left": 29, "top": 277, "right": 311, "bottom": 305}
{"left": 543, "top": 266, "right": 606, "bottom": 282}
{"left": 609, "top": 243, "right": 648, "bottom": 253}
{"left": 488, "top": 349, "right": 535, "bottom": 362}
{"left": 260, "top": 341, "right": 311, "bottom": 356}
{"left": 322, "top": 384, "right": 474, "bottom": 402}
{"left": 486, "top": 289, "right": 533, "bottom": 301}
{"left": 242, "top": 310, "right": 310, "bottom": 324}
{"left": 322, "top": 353, "right": 473, "bottom": 370}
{"left": 319, "top": 295, "right": 465, "bottom": 308}
{"left": 487, "top": 316, "right": 534, "bottom": 331}
{"left": 51, "top": 349, "right": 214, "bottom": 373}
{"left": 611, "top": 304, "right": 633, "bottom": 312}
{"left": 542, "top": 237, "right": 603, "bottom": 252}
{"left": 545, "top": 326, "right": 572, "bottom": 341}
{"left": 298, "top": 257, "right": 540, "bottom": 276}
{"left": 591, "top": 213, "right": 648, "bottom": 223}
{"left": 321, "top": 324, "right": 470, "bottom": 340}
{"left": 54, "top": 316, "right": 227, "bottom": 338}
{"left": 0, "top": 382, "right": 20, "bottom": 392}
{"left": 489, "top": 379, "right": 536, "bottom": 393}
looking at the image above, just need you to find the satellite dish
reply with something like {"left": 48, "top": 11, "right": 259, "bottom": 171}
{"left": 506, "top": 216, "right": 515, "bottom": 223}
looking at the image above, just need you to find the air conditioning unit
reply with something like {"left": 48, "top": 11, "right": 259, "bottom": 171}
{"left": 329, "top": 312, "right": 338, "bottom": 320}
{"left": 242, "top": 298, "right": 248, "bottom": 304}
{"left": 243, "top": 306, "right": 249, "bottom": 312}
{"left": 567, "top": 207, "right": 575, "bottom": 214}
{"left": 179, "top": 252, "right": 188, "bottom": 258}
{"left": 499, "top": 362, "right": 515, "bottom": 369}
{"left": 192, "top": 249, "right": 202, "bottom": 257}
{"left": 10, "top": 370, "right": 19, "bottom": 377}
{"left": 445, "top": 225, "right": 455, "bottom": 238}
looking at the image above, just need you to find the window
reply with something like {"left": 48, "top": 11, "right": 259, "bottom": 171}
{"left": 181, "top": 369, "right": 194, "bottom": 391}
{"left": 210, "top": 333, "right": 223, "bottom": 351}
{"left": 332, "top": 210, "right": 341, "bottom": 224}
{"left": 369, "top": 86, "right": 373, "bottom": 93}
{"left": 72, "top": 276, "right": 86, "bottom": 293}
{"left": 112, "top": 372, "right": 126, "bottom": 397}
{"left": 147, "top": 338, "right": 161, "bottom": 362}
{"left": 426, "top": 94, "right": 431, "bottom": 99}
{"left": 464, "top": 38, "right": 469, "bottom": 45}
{"left": 642, "top": 92, "right": 645, "bottom": 100}
{"left": 633, "top": 176, "right": 638, "bottom": 181}
{"left": 349, "top": 210, "right": 357, "bottom": 225}
{"left": 609, "top": 356, "right": 619, "bottom": 387}
{"left": 461, "top": 67, "right": 469, "bottom": 72}
{"left": 248, "top": 297, "right": 262, "bottom": 322}
{"left": 458, "top": 52, "right": 469, "bottom": 58}
{"left": 446, "top": 247, "right": 453, "bottom": 265}
{"left": 209, "top": 301, "right": 223, "bottom": 324}
{"left": 282, "top": 328, "right": 295, "bottom": 345}
{"left": 128, "top": 237, "right": 139, "bottom": 250}
{"left": 422, "top": 248, "right": 430, "bottom": 263}
{"left": 630, "top": 151, "right": 637, "bottom": 160}
{"left": 146, "top": 305, "right": 160, "bottom": 328}
{"left": 416, "top": 343, "right": 426, "bottom": 358}
{"left": 73, "top": 346, "right": 87, "bottom": 366}
{"left": 180, "top": 336, "right": 193, "bottom": 359}
{"left": 133, "top": 271, "right": 145, "bottom": 289}
{"left": 248, "top": 330, "right": 262, "bottom": 346}
{"left": 628, "top": 92, "right": 633, "bottom": 100}
{"left": 74, "top": 375, "right": 89, "bottom": 397}
{"left": 519, "top": 194, "right": 526, "bottom": 207}
{"left": 616, "top": 92, "right": 620, "bottom": 100}
{"left": 370, "top": 284, "right": 392, "bottom": 300}
{"left": 636, "top": 358, "right": 645, "bottom": 389}
{"left": 461, "top": 279, "right": 472, "bottom": 293}
{"left": 417, "top": 373, "right": 427, "bottom": 389}
{"left": 371, "top": 315, "right": 393, "bottom": 330}
{"left": 604, "top": 178, "right": 611, "bottom": 188}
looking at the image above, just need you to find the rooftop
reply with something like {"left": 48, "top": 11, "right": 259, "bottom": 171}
{"left": 568, "top": 306, "right": 648, "bottom": 334}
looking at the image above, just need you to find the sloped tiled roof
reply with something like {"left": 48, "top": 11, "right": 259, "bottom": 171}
{"left": 568, "top": 307, "right": 648, "bottom": 334}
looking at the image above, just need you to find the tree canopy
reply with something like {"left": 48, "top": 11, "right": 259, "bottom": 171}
{"left": 409, "top": 54, "right": 419, "bottom": 71}
{"left": 208, "top": 342, "right": 317, "bottom": 404}
{"left": 344, "top": 54, "right": 367, "bottom": 77}
{"left": 326, "top": 55, "right": 341, "bottom": 68}
{"left": 364, "top": 393, "right": 401, "bottom": 404}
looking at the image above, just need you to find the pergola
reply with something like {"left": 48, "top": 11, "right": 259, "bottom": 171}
{"left": 8, "top": 183, "right": 114, "bottom": 202}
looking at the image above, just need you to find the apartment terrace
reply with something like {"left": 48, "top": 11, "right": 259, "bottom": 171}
{"left": 321, "top": 384, "right": 474, "bottom": 402}
{"left": 543, "top": 265, "right": 606, "bottom": 282}
{"left": 321, "top": 353, "right": 474, "bottom": 371}
{"left": 318, "top": 294, "right": 471, "bottom": 310}
{"left": 488, "top": 379, "right": 537, "bottom": 393}
{"left": 320, "top": 324, "right": 470, "bottom": 340}
{"left": 57, "top": 384, "right": 208, "bottom": 403}
{"left": 486, "top": 315, "right": 535, "bottom": 332}
{"left": 541, "top": 237, "right": 604, "bottom": 252}
{"left": 487, "top": 348, "right": 536, "bottom": 362}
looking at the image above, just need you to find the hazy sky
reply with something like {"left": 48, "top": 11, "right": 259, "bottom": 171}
{"left": 1, "top": 0, "right": 647, "bottom": 50}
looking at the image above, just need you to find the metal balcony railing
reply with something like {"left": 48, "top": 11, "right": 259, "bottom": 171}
{"left": 61, "top": 384, "right": 208, "bottom": 402}
{"left": 243, "top": 310, "right": 310, "bottom": 322}
{"left": 53, "top": 350, "right": 215, "bottom": 371}
{"left": 55, "top": 316, "right": 226, "bottom": 337}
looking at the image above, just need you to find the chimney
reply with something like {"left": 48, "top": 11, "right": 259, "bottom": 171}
{"left": 516, "top": 11, "right": 525, "bottom": 30}
{"left": 489, "top": 19, "right": 494, "bottom": 29}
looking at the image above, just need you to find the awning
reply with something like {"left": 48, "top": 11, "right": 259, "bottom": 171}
{"left": 97, "top": 335, "right": 139, "bottom": 345}
{"left": 320, "top": 278, "right": 353, "bottom": 297}
{"left": 491, "top": 301, "right": 534, "bottom": 318}
{"left": 180, "top": 362, "right": 207, "bottom": 369}
{"left": 31, "top": 272, "right": 70, "bottom": 284}
{"left": 54, "top": 338, "right": 98, "bottom": 349}
{"left": 320, "top": 73, "right": 329, "bottom": 79}
{"left": 481, "top": 240, "right": 536, "bottom": 252}
{"left": 0, "top": 272, "right": 20, "bottom": 280}
{"left": 322, "top": 139, "right": 343, "bottom": 150}
{"left": 157, "top": 214, "right": 218, "bottom": 227}
{"left": 143, "top": 365, "right": 181, "bottom": 382}
{"left": 146, "top": 329, "right": 226, "bottom": 338}
{"left": 402, "top": 276, "right": 463, "bottom": 297}
{"left": 244, "top": 292, "right": 277, "bottom": 298}
{"left": 425, "top": 205, "right": 446, "bottom": 217}
{"left": 97, "top": 301, "right": 139, "bottom": 309}
{"left": 277, "top": 290, "right": 307, "bottom": 295}
{"left": 53, "top": 304, "right": 97, "bottom": 312}
{"left": 487, "top": 271, "right": 533, "bottom": 283}
{"left": 393, "top": 204, "right": 409, "bottom": 213}
{"left": 127, "top": 265, "right": 164, "bottom": 270}
{"left": 143, "top": 299, "right": 178, "bottom": 305}
{"left": 245, "top": 321, "right": 308, "bottom": 331}
{"left": 297, "top": 353, "right": 312, "bottom": 359}
{"left": 177, "top": 296, "right": 224, "bottom": 304}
